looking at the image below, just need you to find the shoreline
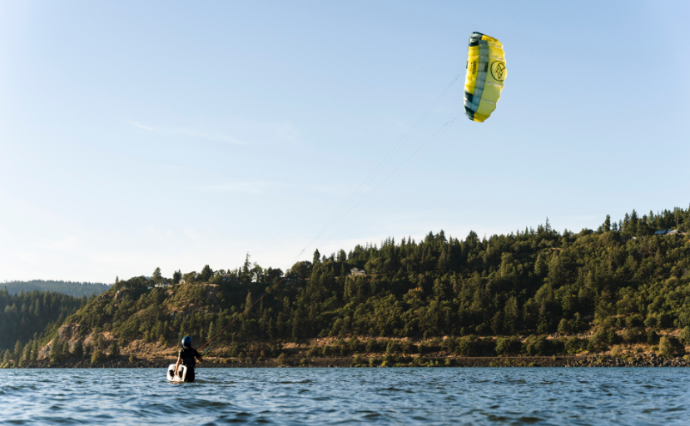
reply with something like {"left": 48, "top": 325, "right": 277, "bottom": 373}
{"left": 8, "top": 354, "right": 690, "bottom": 369}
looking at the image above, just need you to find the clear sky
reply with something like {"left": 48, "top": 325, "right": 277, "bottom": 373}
{"left": 1, "top": 1, "right": 688, "bottom": 283}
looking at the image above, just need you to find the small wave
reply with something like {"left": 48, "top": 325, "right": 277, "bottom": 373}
{"left": 517, "top": 416, "right": 543, "bottom": 423}
{"left": 486, "top": 414, "right": 508, "bottom": 421}
{"left": 3, "top": 385, "right": 37, "bottom": 392}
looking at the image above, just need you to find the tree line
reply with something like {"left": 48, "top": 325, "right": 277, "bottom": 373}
{"left": 4, "top": 205, "right": 690, "bottom": 363}
{"left": 2, "top": 280, "right": 110, "bottom": 297}
{"left": 0, "top": 288, "right": 86, "bottom": 352}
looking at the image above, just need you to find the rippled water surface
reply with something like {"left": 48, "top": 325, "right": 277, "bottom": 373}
{"left": 1, "top": 367, "right": 689, "bottom": 425}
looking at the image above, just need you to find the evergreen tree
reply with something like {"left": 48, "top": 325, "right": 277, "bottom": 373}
{"left": 152, "top": 267, "right": 162, "bottom": 282}
{"left": 30, "top": 340, "right": 39, "bottom": 361}
{"left": 13, "top": 340, "right": 23, "bottom": 362}
{"left": 534, "top": 253, "right": 547, "bottom": 278}
{"left": 207, "top": 322, "right": 215, "bottom": 342}
{"left": 200, "top": 265, "right": 213, "bottom": 282}
{"left": 73, "top": 339, "right": 84, "bottom": 358}
{"left": 630, "top": 209, "right": 639, "bottom": 235}
{"left": 243, "top": 253, "right": 252, "bottom": 278}
{"left": 109, "top": 342, "right": 120, "bottom": 359}
{"left": 49, "top": 338, "right": 63, "bottom": 364}
{"left": 91, "top": 350, "right": 104, "bottom": 365}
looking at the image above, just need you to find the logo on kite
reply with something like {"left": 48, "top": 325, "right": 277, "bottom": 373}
{"left": 490, "top": 61, "right": 506, "bottom": 81}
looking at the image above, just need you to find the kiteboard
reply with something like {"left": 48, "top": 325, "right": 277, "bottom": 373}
{"left": 167, "top": 364, "right": 187, "bottom": 382}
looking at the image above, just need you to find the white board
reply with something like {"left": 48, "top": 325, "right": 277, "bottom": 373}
{"left": 167, "top": 364, "right": 187, "bottom": 382}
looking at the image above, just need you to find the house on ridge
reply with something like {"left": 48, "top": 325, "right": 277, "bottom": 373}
{"left": 349, "top": 267, "right": 366, "bottom": 277}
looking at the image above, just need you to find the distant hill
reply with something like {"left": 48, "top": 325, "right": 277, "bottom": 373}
{"left": 49, "top": 205, "right": 690, "bottom": 357}
{"left": 3, "top": 205, "right": 689, "bottom": 363}
{"left": 2, "top": 280, "right": 111, "bottom": 297}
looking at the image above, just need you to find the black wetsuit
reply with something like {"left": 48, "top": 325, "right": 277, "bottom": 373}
{"left": 178, "top": 347, "right": 202, "bottom": 382}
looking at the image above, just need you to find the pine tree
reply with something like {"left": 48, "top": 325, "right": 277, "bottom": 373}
{"left": 31, "top": 340, "right": 39, "bottom": 361}
{"left": 49, "top": 338, "right": 62, "bottom": 364}
{"left": 504, "top": 297, "right": 520, "bottom": 334}
{"left": 94, "top": 332, "right": 104, "bottom": 350}
{"left": 534, "top": 253, "right": 547, "bottom": 278}
{"left": 21, "top": 342, "right": 31, "bottom": 364}
{"left": 109, "top": 342, "right": 120, "bottom": 359}
{"left": 73, "top": 338, "right": 84, "bottom": 358}
{"left": 200, "top": 265, "right": 213, "bottom": 282}
{"left": 243, "top": 253, "right": 252, "bottom": 278}
{"left": 630, "top": 209, "right": 639, "bottom": 235}
{"left": 245, "top": 292, "right": 253, "bottom": 312}
{"left": 537, "top": 303, "right": 550, "bottom": 334}
{"left": 152, "top": 267, "right": 162, "bottom": 282}
{"left": 207, "top": 322, "right": 215, "bottom": 342}
{"left": 547, "top": 254, "right": 565, "bottom": 287}
{"left": 91, "top": 350, "right": 104, "bottom": 365}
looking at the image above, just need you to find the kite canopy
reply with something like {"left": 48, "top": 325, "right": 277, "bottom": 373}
{"left": 464, "top": 32, "right": 506, "bottom": 122}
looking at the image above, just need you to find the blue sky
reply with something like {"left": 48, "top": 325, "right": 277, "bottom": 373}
{"left": 1, "top": 1, "right": 688, "bottom": 283}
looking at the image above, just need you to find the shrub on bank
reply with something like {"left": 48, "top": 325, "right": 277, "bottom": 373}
{"left": 564, "top": 337, "right": 586, "bottom": 354}
{"left": 659, "top": 336, "right": 685, "bottom": 358}
{"left": 679, "top": 327, "right": 690, "bottom": 345}
{"left": 91, "top": 350, "right": 104, "bottom": 365}
{"left": 495, "top": 336, "right": 522, "bottom": 356}
{"left": 455, "top": 335, "right": 480, "bottom": 356}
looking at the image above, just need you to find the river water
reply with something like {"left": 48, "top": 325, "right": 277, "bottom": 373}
{"left": 1, "top": 367, "right": 688, "bottom": 425}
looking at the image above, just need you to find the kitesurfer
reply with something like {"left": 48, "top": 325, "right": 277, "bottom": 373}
{"left": 174, "top": 336, "right": 203, "bottom": 382}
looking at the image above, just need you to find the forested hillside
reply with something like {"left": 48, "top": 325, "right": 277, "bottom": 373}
{"left": 0, "top": 289, "right": 86, "bottom": 352}
{"left": 41, "top": 206, "right": 688, "bottom": 355}
{"left": 4, "top": 206, "right": 690, "bottom": 365}
{"left": 2, "top": 280, "right": 110, "bottom": 297}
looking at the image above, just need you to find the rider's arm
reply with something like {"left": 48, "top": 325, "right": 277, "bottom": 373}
{"left": 174, "top": 352, "right": 182, "bottom": 372}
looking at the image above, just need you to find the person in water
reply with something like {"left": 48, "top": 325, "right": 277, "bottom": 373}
{"left": 174, "top": 336, "right": 203, "bottom": 382}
